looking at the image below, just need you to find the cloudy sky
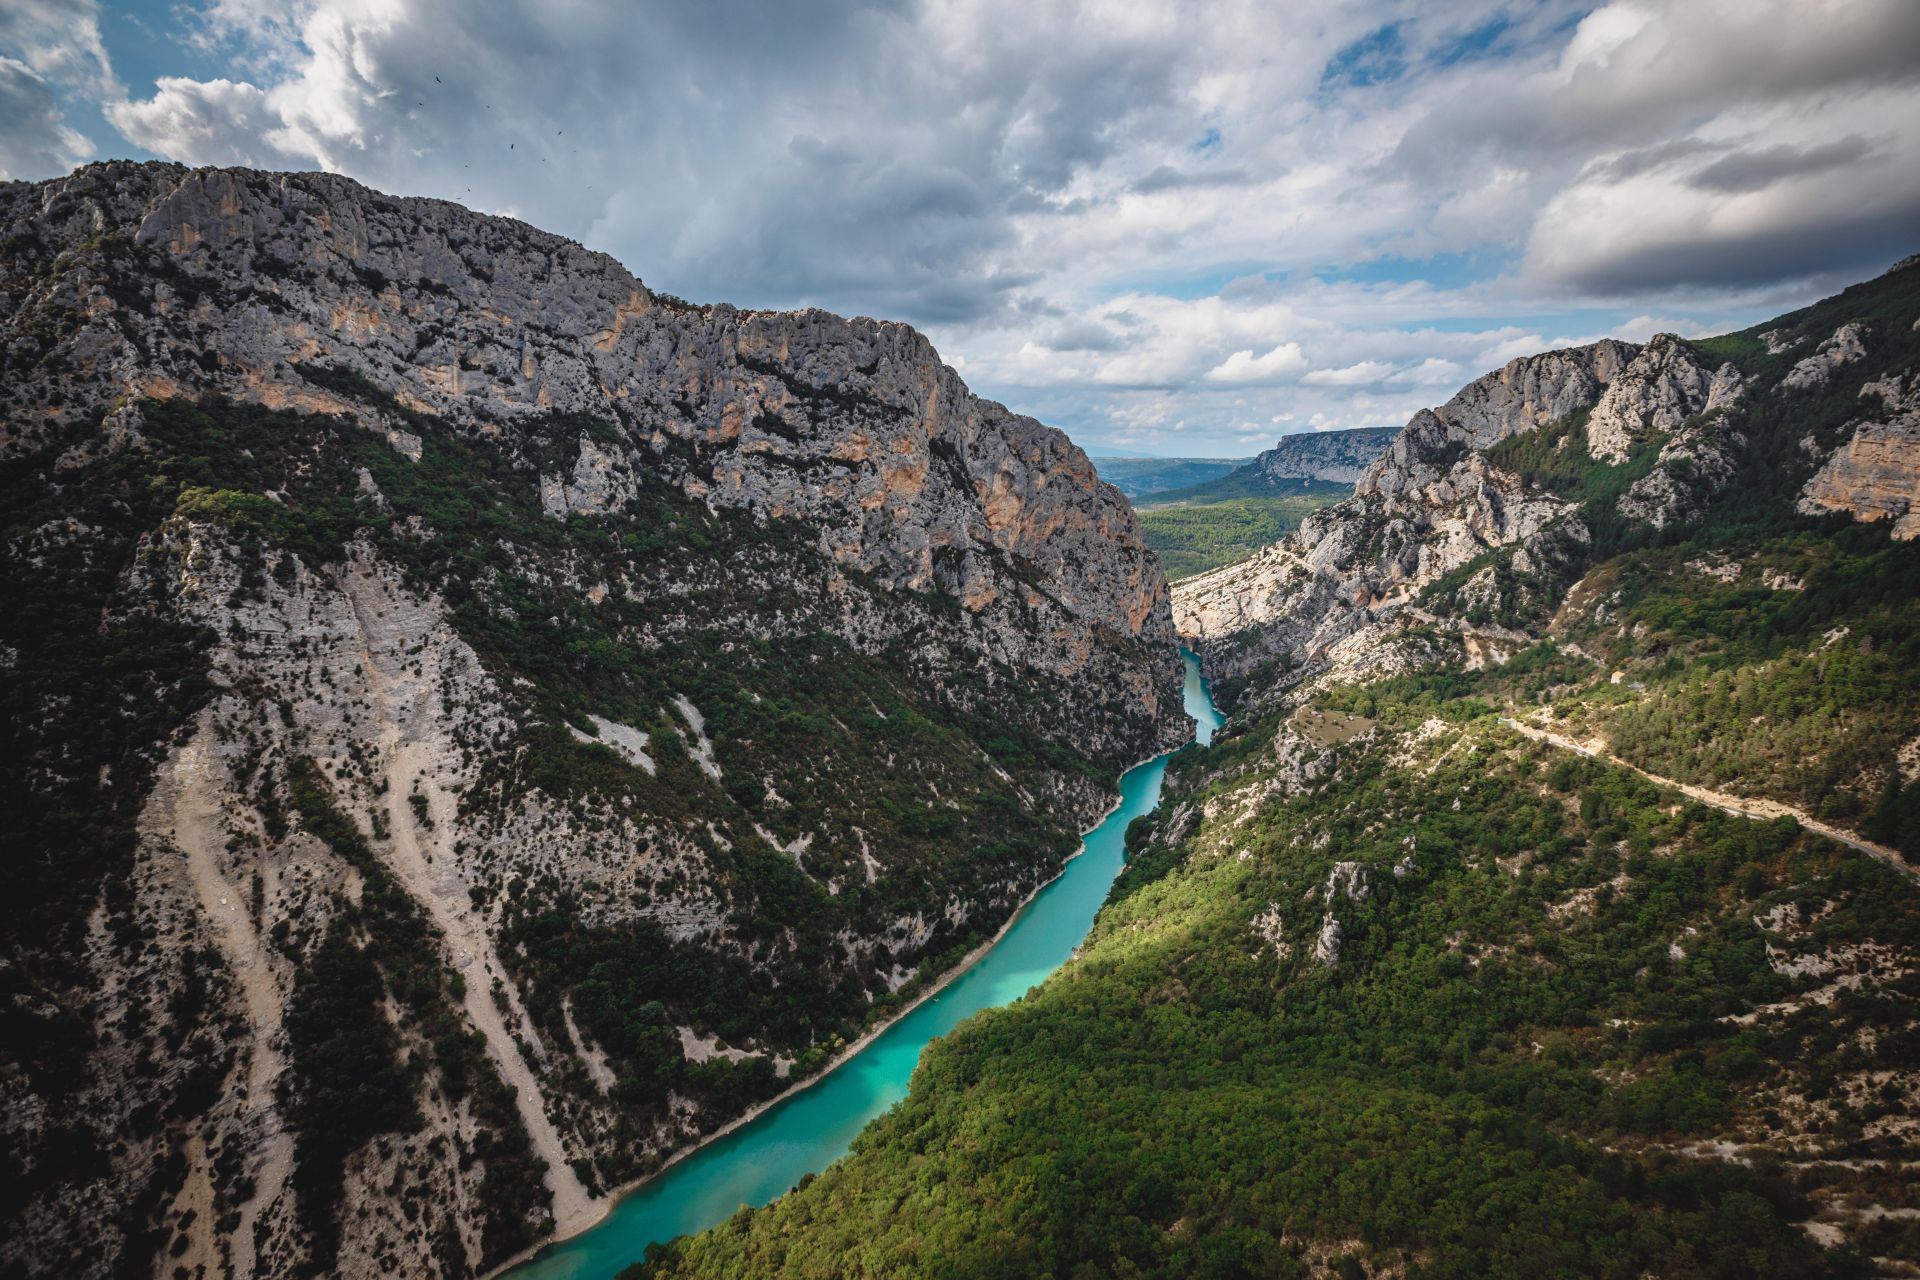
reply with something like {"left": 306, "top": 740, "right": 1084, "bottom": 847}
{"left": 6, "top": 0, "right": 1919, "bottom": 456}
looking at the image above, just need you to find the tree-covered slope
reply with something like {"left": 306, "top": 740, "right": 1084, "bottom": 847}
{"left": 1135, "top": 485, "right": 1350, "bottom": 579}
{"left": 636, "top": 671, "right": 1919, "bottom": 1278}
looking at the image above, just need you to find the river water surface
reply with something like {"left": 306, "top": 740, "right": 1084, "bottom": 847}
{"left": 505, "top": 651, "right": 1222, "bottom": 1279}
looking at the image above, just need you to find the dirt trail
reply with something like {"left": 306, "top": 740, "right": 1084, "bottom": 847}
{"left": 155, "top": 730, "right": 296, "bottom": 1277}
{"left": 343, "top": 564, "right": 597, "bottom": 1235}
{"left": 1500, "top": 717, "right": 1917, "bottom": 884}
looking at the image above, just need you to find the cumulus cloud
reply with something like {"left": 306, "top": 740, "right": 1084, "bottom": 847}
{"left": 0, "top": 0, "right": 115, "bottom": 179}
{"left": 0, "top": 0, "right": 117, "bottom": 97}
{"left": 107, "top": 77, "right": 292, "bottom": 168}
{"left": 1503, "top": 2, "right": 1920, "bottom": 293}
{"left": 1301, "top": 360, "right": 1397, "bottom": 387}
{"left": 1402, "top": 357, "right": 1466, "bottom": 386}
{"left": 1206, "top": 343, "right": 1308, "bottom": 384}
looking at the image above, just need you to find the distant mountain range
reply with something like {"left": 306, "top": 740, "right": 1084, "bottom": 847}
{"left": 1135, "top": 426, "right": 1399, "bottom": 507}
{"left": 1090, "top": 454, "right": 1250, "bottom": 498}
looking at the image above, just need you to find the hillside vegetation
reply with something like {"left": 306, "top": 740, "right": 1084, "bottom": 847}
{"left": 1137, "top": 486, "right": 1351, "bottom": 579}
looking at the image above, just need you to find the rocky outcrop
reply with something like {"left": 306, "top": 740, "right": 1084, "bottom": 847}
{"left": 1797, "top": 369, "right": 1920, "bottom": 539}
{"left": 0, "top": 162, "right": 1187, "bottom": 1280}
{"left": 1248, "top": 426, "right": 1398, "bottom": 484}
{"left": 1173, "top": 330, "right": 1783, "bottom": 691}
{"left": 1617, "top": 408, "right": 1748, "bottom": 530}
{"left": 1175, "top": 341, "right": 1632, "bottom": 691}
{"left": 1586, "top": 334, "right": 1742, "bottom": 463}
{"left": 1433, "top": 339, "right": 1636, "bottom": 448}
{"left": 1782, "top": 323, "right": 1870, "bottom": 392}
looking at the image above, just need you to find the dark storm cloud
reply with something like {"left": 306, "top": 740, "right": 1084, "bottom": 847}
{"left": 1578, "top": 138, "right": 1720, "bottom": 185}
{"left": 1042, "top": 320, "right": 1128, "bottom": 352}
{"left": 1543, "top": 205, "right": 1920, "bottom": 295}
{"left": 1687, "top": 137, "right": 1877, "bottom": 194}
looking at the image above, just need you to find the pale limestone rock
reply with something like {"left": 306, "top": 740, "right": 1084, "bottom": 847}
{"left": 1617, "top": 410, "right": 1747, "bottom": 529}
{"left": 0, "top": 161, "right": 1182, "bottom": 737}
{"left": 1251, "top": 902, "right": 1290, "bottom": 960}
{"left": 1432, "top": 339, "right": 1637, "bottom": 448}
{"left": 1586, "top": 334, "right": 1738, "bottom": 464}
{"left": 1782, "top": 322, "right": 1869, "bottom": 392}
{"left": 569, "top": 715, "right": 656, "bottom": 775}
{"left": 1312, "top": 913, "right": 1343, "bottom": 966}
{"left": 1795, "top": 365, "right": 1920, "bottom": 538}
{"left": 1322, "top": 861, "right": 1369, "bottom": 903}
{"left": 1177, "top": 345, "right": 1601, "bottom": 692}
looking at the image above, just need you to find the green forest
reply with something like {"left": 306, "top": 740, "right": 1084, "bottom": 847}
{"left": 1137, "top": 487, "right": 1350, "bottom": 579}
{"left": 635, "top": 671, "right": 1919, "bottom": 1279}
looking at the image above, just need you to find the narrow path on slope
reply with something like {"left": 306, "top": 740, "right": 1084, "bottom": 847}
{"left": 152, "top": 729, "right": 296, "bottom": 1279}
{"left": 1499, "top": 717, "right": 1917, "bottom": 885}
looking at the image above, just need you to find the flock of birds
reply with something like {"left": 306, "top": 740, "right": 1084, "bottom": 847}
{"left": 414, "top": 74, "right": 597, "bottom": 197}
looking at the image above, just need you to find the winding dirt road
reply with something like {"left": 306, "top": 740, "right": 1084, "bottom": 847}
{"left": 1499, "top": 717, "right": 1917, "bottom": 886}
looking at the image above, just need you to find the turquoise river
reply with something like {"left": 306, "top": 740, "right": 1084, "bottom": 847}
{"left": 504, "top": 650, "right": 1223, "bottom": 1279}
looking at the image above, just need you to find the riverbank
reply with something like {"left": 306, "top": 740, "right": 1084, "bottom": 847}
{"left": 488, "top": 775, "right": 1137, "bottom": 1279}
{"left": 494, "top": 651, "right": 1221, "bottom": 1280}
{"left": 488, "top": 688, "right": 1214, "bottom": 1277}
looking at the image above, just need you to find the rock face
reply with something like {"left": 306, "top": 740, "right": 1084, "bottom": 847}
{"left": 1798, "top": 369, "right": 1920, "bottom": 539}
{"left": 1, "top": 164, "right": 1174, "bottom": 671}
{"left": 1175, "top": 341, "right": 1636, "bottom": 689}
{"left": 1176, "top": 254, "right": 1920, "bottom": 703}
{"left": 1783, "top": 323, "right": 1870, "bottom": 392}
{"left": 1174, "top": 330, "right": 1772, "bottom": 692}
{"left": 1434, "top": 339, "right": 1636, "bottom": 448}
{"left": 0, "top": 162, "right": 1186, "bottom": 1280}
{"left": 1248, "top": 426, "right": 1398, "bottom": 484}
{"left": 1586, "top": 333, "right": 1742, "bottom": 463}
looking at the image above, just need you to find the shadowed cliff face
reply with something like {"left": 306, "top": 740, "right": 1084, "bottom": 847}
{"left": 0, "top": 162, "right": 1183, "bottom": 1279}
{"left": 1248, "top": 427, "right": 1398, "bottom": 486}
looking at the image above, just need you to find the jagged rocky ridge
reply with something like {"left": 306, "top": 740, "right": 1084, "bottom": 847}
{"left": 0, "top": 162, "right": 1187, "bottom": 1279}
{"left": 1175, "top": 257, "right": 1920, "bottom": 703}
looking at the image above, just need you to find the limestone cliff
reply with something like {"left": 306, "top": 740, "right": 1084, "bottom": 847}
{"left": 0, "top": 162, "right": 1185, "bottom": 1279}
{"left": 1175, "top": 340, "right": 1639, "bottom": 692}
{"left": 1798, "top": 369, "right": 1920, "bottom": 539}
{"left": 1586, "top": 333, "right": 1742, "bottom": 463}
{"left": 1247, "top": 426, "right": 1398, "bottom": 485}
